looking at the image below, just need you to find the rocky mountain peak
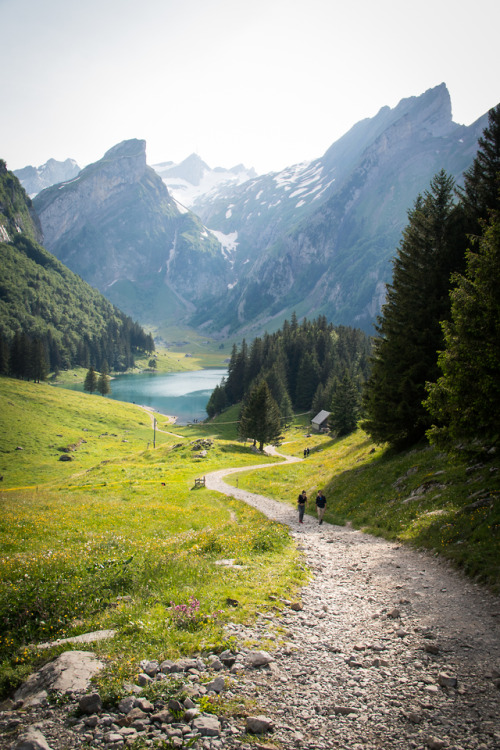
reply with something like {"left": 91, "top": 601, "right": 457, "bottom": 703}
{"left": 392, "top": 83, "right": 455, "bottom": 138}
{"left": 160, "top": 153, "right": 211, "bottom": 185}
{"left": 87, "top": 138, "right": 148, "bottom": 184}
{"left": 13, "top": 157, "right": 81, "bottom": 198}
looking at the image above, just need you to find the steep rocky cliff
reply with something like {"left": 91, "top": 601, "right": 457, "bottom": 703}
{"left": 191, "top": 84, "right": 488, "bottom": 334}
{"left": 0, "top": 160, "right": 43, "bottom": 244}
{"left": 33, "top": 140, "right": 229, "bottom": 323}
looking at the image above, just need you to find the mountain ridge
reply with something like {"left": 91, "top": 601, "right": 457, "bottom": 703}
{"left": 188, "top": 84, "right": 488, "bottom": 334}
{"left": 32, "top": 140, "right": 231, "bottom": 325}
{"left": 23, "top": 84, "right": 493, "bottom": 336}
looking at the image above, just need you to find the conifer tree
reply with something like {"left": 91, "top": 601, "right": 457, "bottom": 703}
{"left": 206, "top": 381, "right": 227, "bottom": 418}
{"left": 459, "top": 104, "right": 500, "bottom": 229}
{"left": 225, "top": 341, "right": 248, "bottom": 404}
{"left": 279, "top": 390, "right": 294, "bottom": 426}
{"left": 29, "top": 339, "right": 48, "bottom": 383}
{"left": 329, "top": 373, "right": 360, "bottom": 436}
{"left": 295, "top": 352, "right": 320, "bottom": 410}
{"left": 83, "top": 366, "right": 98, "bottom": 394}
{"left": 0, "top": 334, "right": 9, "bottom": 375}
{"left": 97, "top": 361, "right": 111, "bottom": 396}
{"left": 238, "top": 380, "right": 282, "bottom": 451}
{"left": 9, "top": 331, "right": 29, "bottom": 379}
{"left": 362, "top": 171, "right": 467, "bottom": 449}
{"left": 425, "top": 212, "right": 500, "bottom": 452}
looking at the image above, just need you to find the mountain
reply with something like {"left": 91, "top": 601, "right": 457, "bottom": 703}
{"left": 0, "top": 163, "right": 154, "bottom": 373}
{"left": 0, "top": 160, "right": 43, "bottom": 244}
{"left": 31, "top": 85, "right": 491, "bottom": 337}
{"left": 33, "top": 140, "right": 230, "bottom": 324}
{"left": 152, "top": 153, "right": 257, "bottom": 209}
{"left": 14, "top": 158, "right": 80, "bottom": 197}
{"left": 189, "top": 84, "right": 488, "bottom": 335}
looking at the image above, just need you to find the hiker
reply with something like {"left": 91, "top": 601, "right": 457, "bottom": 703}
{"left": 297, "top": 490, "right": 307, "bottom": 523}
{"left": 303, "top": 448, "right": 307, "bottom": 458}
{"left": 316, "top": 490, "right": 326, "bottom": 525}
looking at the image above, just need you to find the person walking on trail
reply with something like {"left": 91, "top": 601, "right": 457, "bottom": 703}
{"left": 316, "top": 490, "right": 326, "bottom": 525}
{"left": 297, "top": 490, "right": 307, "bottom": 523}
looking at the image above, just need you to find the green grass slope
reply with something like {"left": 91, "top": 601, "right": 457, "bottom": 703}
{"left": 0, "top": 377, "right": 298, "bottom": 700}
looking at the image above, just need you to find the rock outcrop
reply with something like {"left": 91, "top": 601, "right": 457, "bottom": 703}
{"left": 33, "top": 140, "right": 229, "bottom": 324}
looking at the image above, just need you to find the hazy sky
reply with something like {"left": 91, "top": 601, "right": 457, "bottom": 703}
{"left": 1, "top": 0, "right": 499, "bottom": 175}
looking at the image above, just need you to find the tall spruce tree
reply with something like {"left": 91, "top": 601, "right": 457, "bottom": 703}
{"left": 425, "top": 212, "right": 500, "bottom": 452}
{"left": 83, "top": 366, "right": 98, "bottom": 394}
{"left": 362, "top": 170, "right": 467, "bottom": 449}
{"left": 329, "top": 373, "right": 360, "bottom": 436}
{"left": 29, "top": 339, "right": 48, "bottom": 383}
{"left": 459, "top": 103, "right": 500, "bottom": 229}
{"left": 424, "top": 105, "right": 500, "bottom": 453}
{"left": 97, "top": 361, "right": 111, "bottom": 396}
{"left": 238, "top": 380, "right": 282, "bottom": 451}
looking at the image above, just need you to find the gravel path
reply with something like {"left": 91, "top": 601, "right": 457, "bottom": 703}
{"left": 205, "top": 451, "right": 500, "bottom": 750}
{"left": 2, "top": 452, "right": 499, "bottom": 750}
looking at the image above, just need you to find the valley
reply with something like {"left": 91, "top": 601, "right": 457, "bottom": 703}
{"left": 0, "top": 378, "right": 498, "bottom": 749}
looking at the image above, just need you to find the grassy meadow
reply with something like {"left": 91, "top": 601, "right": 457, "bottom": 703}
{"left": 0, "top": 374, "right": 498, "bottom": 704}
{"left": 0, "top": 377, "right": 301, "bottom": 699}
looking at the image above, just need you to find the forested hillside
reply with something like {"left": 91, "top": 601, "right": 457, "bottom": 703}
{"left": 0, "top": 162, "right": 154, "bottom": 377}
{"left": 207, "top": 315, "right": 371, "bottom": 429}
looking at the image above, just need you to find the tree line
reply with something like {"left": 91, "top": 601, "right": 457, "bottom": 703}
{"left": 206, "top": 315, "right": 372, "bottom": 441}
{"left": 0, "top": 235, "right": 155, "bottom": 378}
{"left": 207, "top": 104, "right": 500, "bottom": 457}
{"left": 362, "top": 103, "right": 500, "bottom": 455}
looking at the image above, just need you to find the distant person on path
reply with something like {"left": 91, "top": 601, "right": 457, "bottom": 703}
{"left": 297, "top": 490, "right": 307, "bottom": 523}
{"left": 316, "top": 490, "right": 326, "bottom": 524}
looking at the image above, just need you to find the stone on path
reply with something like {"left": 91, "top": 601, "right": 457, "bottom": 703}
{"left": 13, "top": 728, "right": 53, "bottom": 750}
{"left": 78, "top": 692, "right": 102, "bottom": 715}
{"left": 204, "top": 675, "right": 226, "bottom": 693}
{"left": 192, "top": 715, "right": 221, "bottom": 736}
{"left": 438, "top": 672, "right": 458, "bottom": 688}
{"left": 246, "top": 715, "right": 275, "bottom": 734}
{"left": 245, "top": 650, "right": 274, "bottom": 668}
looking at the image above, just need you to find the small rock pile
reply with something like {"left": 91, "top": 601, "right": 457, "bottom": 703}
{"left": 1, "top": 650, "right": 277, "bottom": 750}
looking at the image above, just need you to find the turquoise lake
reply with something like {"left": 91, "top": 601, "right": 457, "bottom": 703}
{"left": 69, "top": 369, "right": 227, "bottom": 424}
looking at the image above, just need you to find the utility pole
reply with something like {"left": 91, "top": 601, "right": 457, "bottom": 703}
{"left": 153, "top": 417, "right": 156, "bottom": 449}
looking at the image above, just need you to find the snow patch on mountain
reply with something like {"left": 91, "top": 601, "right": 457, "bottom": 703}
{"left": 209, "top": 229, "right": 239, "bottom": 259}
{"left": 152, "top": 154, "right": 256, "bottom": 209}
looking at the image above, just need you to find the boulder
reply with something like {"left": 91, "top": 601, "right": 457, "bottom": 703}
{"left": 204, "top": 676, "right": 225, "bottom": 694}
{"left": 13, "top": 728, "right": 53, "bottom": 750}
{"left": 14, "top": 651, "right": 104, "bottom": 707}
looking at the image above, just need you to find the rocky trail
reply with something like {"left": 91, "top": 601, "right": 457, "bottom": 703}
{"left": 204, "top": 454, "right": 500, "bottom": 750}
{"left": 2, "top": 451, "right": 499, "bottom": 750}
